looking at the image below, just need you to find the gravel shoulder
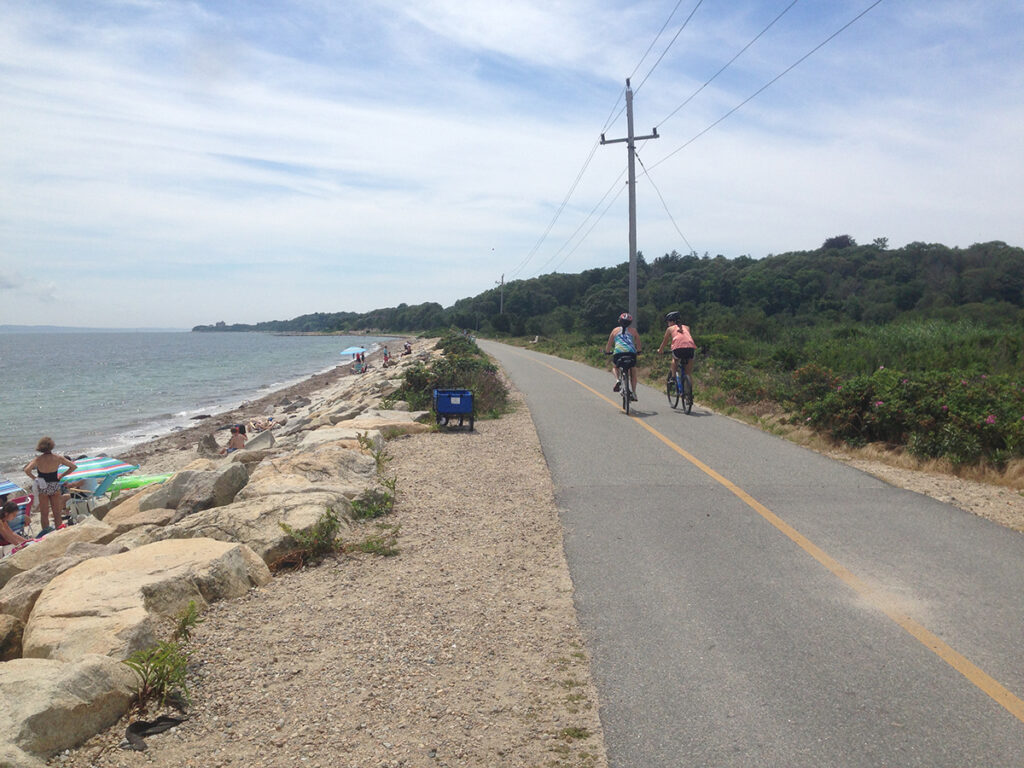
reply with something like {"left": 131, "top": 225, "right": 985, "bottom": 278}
{"left": 56, "top": 384, "right": 608, "bottom": 768}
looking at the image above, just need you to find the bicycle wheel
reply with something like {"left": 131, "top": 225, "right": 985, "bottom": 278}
{"left": 667, "top": 374, "right": 680, "bottom": 408}
{"left": 683, "top": 374, "right": 693, "bottom": 414}
{"left": 621, "top": 372, "right": 630, "bottom": 413}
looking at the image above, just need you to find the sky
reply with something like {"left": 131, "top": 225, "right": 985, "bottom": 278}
{"left": 2, "top": 0, "right": 1022, "bottom": 329}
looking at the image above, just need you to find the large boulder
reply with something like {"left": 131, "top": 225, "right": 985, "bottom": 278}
{"left": 299, "top": 426, "right": 383, "bottom": 451}
{"left": 0, "top": 614, "right": 23, "bottom": 661}
{"left": 235, "top": 443, "right": 376, "bottom": 501}
{"left": 244, "top": 429, "right": 276, "bottom": 451}
{"left": 328, "top": 405, "right": 366, "bottom": 424}
{"left": 22, "top": 539, "right": 270, "bottom": 662}
{"left": 102, "top": 507, "right": 177, "bottom": 536}
{"left": 143, "top": 491, "right": 352, "bottom": 565}
{"left": 96, "top": 482, "right": 165, "bottom": 523}
{"left": 138, "top": 463, "right": 249, "bottom": 517}
{"left": 0, "top": 542, "right": 127, "bottom": 624}
{"left": 0, "top": 519, "right": 118, "bottom": 589}
{"left": 0, "top": 655, "right": 135, "bottom": 765}
{"left": 107, "top": 524, "right": 163, "bottom": 551}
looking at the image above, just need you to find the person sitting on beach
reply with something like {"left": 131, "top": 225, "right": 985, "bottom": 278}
{"left": 61, "top": 478, "right": 90, "bottom": 508}
{"left": 220, "top": 426, "right": 247, "bottom": 454}
{"left": 1, "top": 501, "right": 30, "bottom": 548}
{"left": 247, "top": 416, "right": 276, "bottom": 433}
{"left": 24, "top": 437, "right": 76, "bottom": 531}
{"left": 401, "top": 341, "right": 412, "bottom": 356}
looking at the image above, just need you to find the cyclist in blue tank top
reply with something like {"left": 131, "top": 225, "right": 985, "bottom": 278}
{"left": 604, "top": 312, "right": 641, "bottom": 400}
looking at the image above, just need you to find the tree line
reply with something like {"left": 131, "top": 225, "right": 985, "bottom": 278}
{"left": 193, "top": 238, "right": 1024, "bottom": 338}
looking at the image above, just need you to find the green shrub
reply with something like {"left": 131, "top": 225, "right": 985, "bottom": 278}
{"left": 393, "top": 332, "right": 510, "bottom": 416}
{"left": 277, "top": 507, "right": 344, "bottom": 567}
{"left": 350, "top": 488, "right": 394, "bottom": 519}
{"left": 347, "top": 524, "right": 400, "bottom": 557}
{"left": 173, "top": 601, "right": 204, "bottom": 643}
{"left": 123, "top": 641, "right": 190, "bottom": 709}
{"left": 799, "top": 368, "right": 1024, "bottom": 465}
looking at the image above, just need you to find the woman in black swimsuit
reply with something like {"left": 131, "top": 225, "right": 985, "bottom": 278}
{"left": 23, "top": 437, "right": 76, "bottom": 531}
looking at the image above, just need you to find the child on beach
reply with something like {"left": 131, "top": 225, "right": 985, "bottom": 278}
{"left": 220, "top": 426, "right": 247, "bottom": 454}
{"left": 1, "top": 501, "right": 30, "bottom": 548}
{"left": 23, "top": 437, "right": 76, "bottom": 531}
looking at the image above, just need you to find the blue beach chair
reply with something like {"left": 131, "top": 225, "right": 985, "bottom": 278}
{"left": 59, "top": 456, "right": 139, "bottom": 523}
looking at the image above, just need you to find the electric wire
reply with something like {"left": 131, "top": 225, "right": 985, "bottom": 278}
{"left": 513, "top": 0, "right": 695, "bottom": 280}
{"left": 531, "top": 168, "right": 627, "bottom": 277}
{"left": 633, "top": 0, "right": 705, "bottom": 95}
{"left": 649, "top": 0, "right": 885, "bottom": 171}
{"left": 507, "top": 138, "right": 602, "bottom": 279}
{"left": 545, "top": 180, "right": 628, "bottom": 275}
{"left": 629, "top": 0, "right": 688, "bottom": 83}
{"left": 598, "top": 0, "right": 696, "bottom": 134}
{"left": 634, "top": 149, "right": 695, "bottom": 255}
{"left": 655, "top": 0, "right": 801, "bottom": 128}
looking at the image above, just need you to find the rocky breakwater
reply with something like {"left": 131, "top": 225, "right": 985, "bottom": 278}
{"left": 0, "top": 341, "right": 435, "bottom": 768}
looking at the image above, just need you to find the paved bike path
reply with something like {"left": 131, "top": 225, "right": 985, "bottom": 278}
{"left": 479, "top": 340, "right": 1024, "bottom": 768}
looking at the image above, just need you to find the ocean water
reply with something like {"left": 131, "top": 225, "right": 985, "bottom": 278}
{"left": 0, "top": 330, "right": 394, "bottom": 478}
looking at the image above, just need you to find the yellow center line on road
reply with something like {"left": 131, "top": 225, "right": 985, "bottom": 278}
{"left": 516, "top": 349, "right": 1024, "bottom": 725}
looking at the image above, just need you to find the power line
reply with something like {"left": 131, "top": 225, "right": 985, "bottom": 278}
{"left": 507, "top": 138, "right": 602, "bottom": 280}
{"left": 629, "top": 0, "right": 688, "bottom": 83}
{"left": 634, "top": 149, "right": 695, "bottom": 255}
{"left": 531, "top": 169, "right": 627, "bottom": 276}
{"left": 655, "top": 0, "right": 802, "bottom": 129}
{"left": 545, "top": 181, "right": 628, "bottom": 275}
{"left": 512, "top": 0, "right": 706, "bottom": 283}
{"left": 603, "top": 0, "right": 700, "bottom": 134}
{"left": 650, "top": 0, "right": 886, "bottom": 171}
{"left": 633, "top": 0, "right": 706, "bottom": 95}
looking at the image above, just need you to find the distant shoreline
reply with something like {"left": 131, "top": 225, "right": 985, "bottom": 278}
{"left": 117, "top": 339, "right": 402, "bottom": 473}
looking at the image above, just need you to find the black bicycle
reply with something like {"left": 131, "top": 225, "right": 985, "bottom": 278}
{"left": 606, "top": 351, "right": 638, "bottom": 414}
{"left": 667, "top": 361, "right": 694, "bottom": 414}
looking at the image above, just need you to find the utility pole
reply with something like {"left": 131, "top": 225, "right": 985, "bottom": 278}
{"left": 601, "top": 78, "right": 658, "bottom": 320}
{"left": 495, "top": 271, "right": 504, "bottom": 314}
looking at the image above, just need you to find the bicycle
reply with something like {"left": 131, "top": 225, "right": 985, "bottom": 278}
{"left": 606, "top": 351, "right": 638, "bottom": 414}
{"left": 666, "top": 360, "right": 694, "bottom": 414}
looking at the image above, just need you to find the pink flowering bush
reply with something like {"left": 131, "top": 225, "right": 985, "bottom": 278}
{"left": 798, "top": 368, "right": 1024, "bottom": 466}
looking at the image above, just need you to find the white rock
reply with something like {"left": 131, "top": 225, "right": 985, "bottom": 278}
{"left": 0, "top": 542, "right": 126, "bottom": 624}
{"left": 143, "top": 491, "right": 352, "bottom": 565}
{"left": 22, "top": 538, "right": 270, "bottom": 662}
{"left": 0, "top": 519, "right": 118, "bottom": 590}
{"left": 0, "top": 655, "right": 135, "bottom": 763}
{"left": 235, "top": 443, "right": 376, "bottom": 501}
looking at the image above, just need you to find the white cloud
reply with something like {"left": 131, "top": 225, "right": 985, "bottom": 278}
{"left": 1, "top": 0, "right": 1022, "bottom": 327}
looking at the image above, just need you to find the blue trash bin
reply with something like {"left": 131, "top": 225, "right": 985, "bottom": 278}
{"left": 432, "top": 389, "right": 474, "bottom": 430}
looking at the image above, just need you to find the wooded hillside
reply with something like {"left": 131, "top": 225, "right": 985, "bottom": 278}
{"left": 194, "top": 239, "right": 1024, "bottom": 338}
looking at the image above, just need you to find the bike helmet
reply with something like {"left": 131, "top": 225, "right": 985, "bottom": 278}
{"left": 665, "top": 311, "right": 681, "bottom": 323}
{"left": 618, "top": 312, "right": 633, "bottom": 327}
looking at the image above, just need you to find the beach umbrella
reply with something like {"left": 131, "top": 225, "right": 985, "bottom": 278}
{"left": 0, "top": 478, "right": 24, "bottom": 497}
{"left": 59, "top": 456, "right": 139, "bottom": 497}
{"left": 340, "top": 346, "right": 367, "bottom": 356}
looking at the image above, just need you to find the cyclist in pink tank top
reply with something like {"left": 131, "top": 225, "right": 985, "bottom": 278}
{"left": 657, "top": 311, "right": 696, "bottom": 382}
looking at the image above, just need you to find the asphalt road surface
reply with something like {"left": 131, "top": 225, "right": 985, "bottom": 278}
{"left": 479, "top": 340, "right": 1024, "bottom": 768}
